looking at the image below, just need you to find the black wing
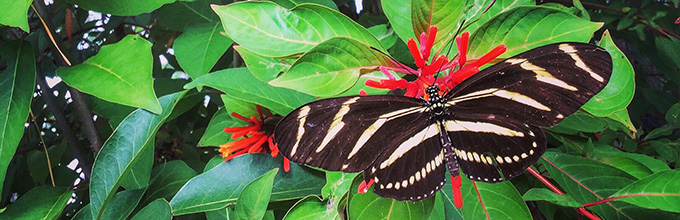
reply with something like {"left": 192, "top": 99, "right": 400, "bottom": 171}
{"left": 443, "top": 42, "right": 612, "bottom": 182}
{"left": 273, "top": 95, "right": 447, "bottom": 201}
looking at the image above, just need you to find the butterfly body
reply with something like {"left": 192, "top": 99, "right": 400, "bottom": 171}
{"left": 273, "top": 42, "right": 612, "bottom": 201}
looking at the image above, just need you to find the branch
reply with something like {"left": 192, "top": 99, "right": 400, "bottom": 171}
{"left": 32, "top": 1, "right": 103, "bottom": 154}
{"left": 35, "top": 68, "right": 91, "bottom": 179}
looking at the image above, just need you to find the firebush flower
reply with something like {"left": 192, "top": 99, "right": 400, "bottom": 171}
{"left": 219, "top": 105, "right": 290, "bottom": 172}
{"left": 362, "top": 26, "right": 507, "bottom": 208}
{"left": 366, "top": 26, "right": 506, "bottom": 98}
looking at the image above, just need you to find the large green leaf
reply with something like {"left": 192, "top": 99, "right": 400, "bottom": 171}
{"left": 213, "top": 1, "right": 383, "bottom": 57}
{"left": 438, "top": 178, "right": 464, "bottom": 220}
{"left": 541, "top": 151, "right": 674, "bottom": 219}
{"left": 283, "top": 195, "right": 339, "bottom": 220}
{"left": 184, "top": 68, "right": 315, "bottom": 115}
{"left": 235, "top": 169, "right": 278, "bottom": 220}
{"left": 610, "top": 170, "right": 680, "bottom": 213}
{"left": 381, "top": 0, "right": 415, "bottom": 42}
{"left": 170, "top": 154, "right": 324, "bottom": 215}
{"left": 269, "top": 37, "right": 398, "bottom": 97}
{"left": 157, "top": 0, "right": 220, "bottom": 31}
{"left": 459, "top": 175, "right": 531, "bottom": 220}
{"left": 67, "top": 0, "right": 190, "bottom": 16}
{"left": 235, "top": 45, "right": 291, "bottom": 82}
{"left": 140, "top": 160, "right": 199, "bottom": 206}
{"left": 174, "top": 22, "right": 233, "bottom": 79}
{"left": 57, "top": 35, "right": 162, "bottom": 114}
{"left": 583, "top": 30, "right": 635, "bottom": 116}
{"left": 100, "top": 189, "right": 146, "bottom": 220}
{"left": 522, "top": 188, "right": 582, "bottom": 207}
{"left": 197, "top": 108, "right": 247, "bottom": 147}
{"left": 348, "top": 176, "right": 435, "bottom": 220}
{"left": 411, "top": 0, "right": 465, "bottom": 49}
{"left": 463, "top": 0, "right": 534, "bottom": 36}
{"left": 0, "top": 40, "right": 35, "bottom": 194}
{"left": 130, "top": 199, "right": 172, "bottom": 220}
{"left": 468, "top": 6, "right": 602, "bottom": 57}
{"left": 89, "top": 92, "right": 185, "bottom": 220}
{"left": 0, "top": 0, "right": 32, "bottom": 32}
{"left": 0, "top": 186, "right": 72, "bottom": 219}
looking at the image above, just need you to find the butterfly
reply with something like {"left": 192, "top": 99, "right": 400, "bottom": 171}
{"left": 272, "top": 42, "right": 612, "bottom": 201}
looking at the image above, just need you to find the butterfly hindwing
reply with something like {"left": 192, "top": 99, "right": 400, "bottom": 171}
{"left": 442, "top": 113, "right": 547, "bottom": 182}
{"left": 274, "top": 95, "right": 430, "bottom": 173}
{"left": 363, "top": 123, "right": 446, "bottom": 201}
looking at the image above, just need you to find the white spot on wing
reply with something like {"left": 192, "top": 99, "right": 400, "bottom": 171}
{"left": 380, "top": 124, "right": 439, "bottom": 169}
{"left": 445, "top": 120, "right": 524, "bottom": 137}
{"left": 290, "top": 106, "right": 311, "bottom": 156}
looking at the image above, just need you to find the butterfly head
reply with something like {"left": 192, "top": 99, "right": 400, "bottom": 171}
{"left": 426, "top": 85, "right": 447, "bottom": 116}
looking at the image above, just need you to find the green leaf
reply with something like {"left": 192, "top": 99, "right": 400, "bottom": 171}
{"left": 0, "top": 40, "right": 35, "bottom": 194}
{"left": 100, "top": 189, "right": 146, "bottom": 220}
{"left": 157, "top": 0, "right": 220, "bottom": 31}
{"left": 368, "top": 24, "right": 398, "bottom": 49}
{"left": 654, "top": 36, "right": 680, "bottom": 85}
{"left": 89, "top": 95, "right": 137, "bottom": 128}
{"left": 235, "top": 46, "right": 291, "bottom": 82}
{"left": 665, "top": 103, "right": 680, "bottom": 125}
{"left": 463, "top": 0, "right": 534, "bottom": 36}
{"left": 583, "top": 30, "right": 635, "bottom": 116}
{"left": 174, "top": 22, "right": 233, "bottom": 79}
{"left": 130, "top": 199, "right": 172, "bottom": 220}
{"left": 523, "top": 188, "right": 582, "bottom": 207}
{"left": 647, "top": 140, "right": 678, "bottom": 163}
{"left": 0, "top": 0, "right": 32, "bottom": 32}
{"left": 140, "top": 160, "right": 199, "bottom": 206}
{"left": 592, "top": 142, "right": 671, "bottom": 173}
{"left": 89, "top": 92, "right": 185, "bottom": 220}
{"left": 67, "top": 0, "right": 185, "bottom": 16}
{"left": 645, "top": 125, "right": 674, "bottom": 140}
{"left": 617, "top": 18, "right": 635, "bottom": 30}
{"left": 468, "top": 6, "right": 602, "bottom": 57}
{"left": 460, "top": 175, "right": 531, "bottom": 220}
{"left": 381, "top": 0, "right": 415, "bottom": 42}
{"left": 184, "top": 67, "right": 315, "bottom": 115}
{"left": 550, "top": 110, "right": 608, "bottom": 134}
{"left": 348, "top": 176, "right": 435, "bottom": 220}
{"left": 598, "top": 156, "right": 654, "bottom": 180}
{"left": 120, "top": 143, "right": 153, "bottom": 190}
{"left": 321, "top": 172, "right": 358, "bottom": 200}
{"left": 541, "top": 151, "right": 653, "bottom": 219}
{"left": 283, "top": 195, "right": 339, "bottom": 220}
{"left": 221, "top": 94, "right": 259, "bottom": 119}
{"left": 27, "top": 143, "right": 67, "bottom": 184}
{"left": 606, "top": 108, "right": 636, "bottom": 134}
{"left": 0, "top": 186, "right": 72, "bottom": 219}
{"left": 411, "top": 0, "right": 465, "bottom": 48}
{"left": 235, "top": 168, "right": 278, "bottom": 220}
{"left": 270, "top": 0, "right": 338, "bottom": 10}
{"left": 57, "top": 35, "right": 162, "bottom": 114}
{"left": 214, "top": 1, "right": 383, "bottom": 57}
{"left": 610, "top": 170, "right": 680, "bottom": 213}
{"left": 269, "top": 37, "right": 398, "bottom": 97}
{"left": 170, "top": 154, "right": 324, "bottom": 215}
{"left": 198, "top": 108, "right": 247, "bottom": 147}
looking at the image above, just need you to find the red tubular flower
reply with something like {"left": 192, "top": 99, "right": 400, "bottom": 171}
{"left": 220, "top": 106, "right": 290, "bottom": 172}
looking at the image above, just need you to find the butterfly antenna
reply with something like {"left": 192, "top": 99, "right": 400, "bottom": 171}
{"left": 433, "top": 19, "right": 468, "bottom": 87}
{"left": 370, "top": 46, "right": 418, "bottom": 75}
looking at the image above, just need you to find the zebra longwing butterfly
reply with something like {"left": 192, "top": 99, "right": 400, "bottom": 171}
{"left": 273, "top": 42, "right": 612, "bottom": 201}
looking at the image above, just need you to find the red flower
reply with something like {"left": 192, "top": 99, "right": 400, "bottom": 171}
{"left": 220, "top": 105, "right": 290, "bottom": 172}
{"left": 365, "top": 26, "right": 506, "bottom": 99}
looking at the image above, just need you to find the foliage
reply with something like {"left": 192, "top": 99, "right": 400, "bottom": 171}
{"left": 0, "top": 0, "right": 679, "bottom": 219}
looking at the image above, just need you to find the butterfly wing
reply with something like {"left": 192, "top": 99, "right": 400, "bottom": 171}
{"left": 363, "top": 122, "right": 447, "bottom": 201}
{"left": 273, "top": 95, "right": 431, "bottom": 173}
{"left": 443, "top": 42, "right": 612, "bottom": 182}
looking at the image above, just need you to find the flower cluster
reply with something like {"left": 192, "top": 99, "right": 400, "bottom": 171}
{"left": 365, "top": 26, "right": 506, "bottom": 98}
{"left": 219, "top": 105, "right": 290, "bottom": 172}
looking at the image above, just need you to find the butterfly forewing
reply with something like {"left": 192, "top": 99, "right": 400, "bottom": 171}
{"left": 446, "top": 43, "right": 612, "bottom": 127}
{"left": 274, "top": 95, "right": 429, "bottom": 173}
